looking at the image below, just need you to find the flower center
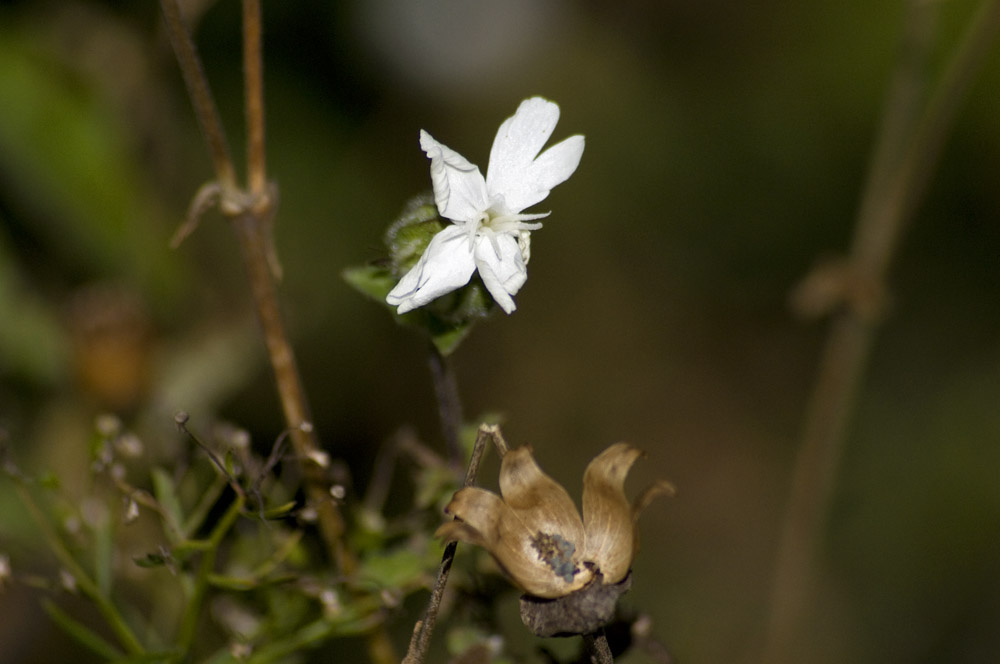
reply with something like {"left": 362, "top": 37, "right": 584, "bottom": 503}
{"left": 467, "top": 205, "right": 547, "bottom": 260}
{"left": 530, "top": 531, "right": 580, "bottom": 583}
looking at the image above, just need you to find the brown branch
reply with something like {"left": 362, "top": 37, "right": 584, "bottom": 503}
{"left": 583, "top": 630, "right": 614, "bottom": 664}
{"left": 403, "top": 424, "right": 502, "bottom": 664}
{"left": 159, "top": 0, "right": 236, "bottom": 187}
{"left": 229, "top": 213, "right": 351, "bottom": 574}
{"left": 765, "top": 0, "right": 1000, "bottom": 659}
{"left": 159, "top": 0, "right": 352, "bottom": 575}
{"left": 242, "top": 0, "right": 267, "bottom": 196}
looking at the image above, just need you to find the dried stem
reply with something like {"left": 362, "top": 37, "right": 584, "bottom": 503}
{"left": 159, "top": 0, "right": 352, "bottom": 575}
{"left": 158, "top": 0, "right": 235, "bottom": 188}
{"left": 242, "top": 0, "right": 267, "bottom": 196}
{"left": 583, "top": 630, "right": 614, "bottom": 664}
{"left": 364, "top": 428, "right": 447, "bottom": 515}
{"left": 764, "top": 0, "right": 1000, "bottom": 659}
{"left": 403, "top": 424, "right": 504, "bottom": 664}
{"left": 428, "top": 344, "right": 464, "bottom": 469}
{"left": 229, "top": 214, "right": 351, "bottom": 571}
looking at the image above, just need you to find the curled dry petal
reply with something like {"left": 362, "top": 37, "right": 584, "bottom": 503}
{"left": 437, "top": 447, "right": 593, "bottom": 598}
{"left": 437, "top": 441, "right": 671, "bottom": 600}
{"left": 581, "top": 443, "right": 672, "bottom": 584}
{"left": 581, "top": 443, "right": 644, "bottom": 584}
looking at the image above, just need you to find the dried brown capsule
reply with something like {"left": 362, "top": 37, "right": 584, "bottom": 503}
{"left": 437, "top": 443, "right": 674, "bottom": 609}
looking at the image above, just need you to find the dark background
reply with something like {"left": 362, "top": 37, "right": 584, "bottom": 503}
{"left": 1, "top": 1, "right": 999, "bottom": 662}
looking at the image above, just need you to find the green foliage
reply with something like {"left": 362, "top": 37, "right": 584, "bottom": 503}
{"left": 0, "top": 28, "right": 180, "bottom": 301}
{"left": 0, "top": 413, "right": 466, "bottom": 664}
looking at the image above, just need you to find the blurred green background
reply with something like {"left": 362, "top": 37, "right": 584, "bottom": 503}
{"left": 2, "top": 0, "right": 1000, "bottom": 662}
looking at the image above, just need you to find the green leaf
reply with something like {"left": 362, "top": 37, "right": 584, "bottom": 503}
{"left": 343, "top": 263, "right": 492, "bottom": 356}
{"left": 132, "top": 551, "right": 171, "bottom": 569}
{"left": 342, "top": 264, "right": 396, "bottom": 303}
{"left": 150, "top": 468, "right": 184, "bottom": 543}
{"left": 181, "top": 474, "right": 227, "bottom": 538}
{"left": 358, "top": 544, "right": 439, "bottom": 591}
{"left": 259, "top": 500, "right": 298, "bottom": 520}
{"left": 415, "top": 465, "right": 461, "bottom": 511}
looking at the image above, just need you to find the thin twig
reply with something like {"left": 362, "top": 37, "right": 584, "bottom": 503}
{"left": 158, "top": 0, "right": 236, "bottom": 187}
{"left": 403, "top": 424, "right": 502, "bottom": 664}
{"left": 242, "top": 0, "right": 267, "bottom": 196}
{"left": 428, "top": 344, "right": 465, "bottom": 469}
{"left": 582, "top": 630, "right": 614, "bottom": 664}
{"left": 363, "top": 428, "right": 447, "bottom": 515}
{"left": 765, "top": 0, "right": 1000, "bottom": 659}
{"left": 174, "top": 411, "right": 243, "bottom": 493}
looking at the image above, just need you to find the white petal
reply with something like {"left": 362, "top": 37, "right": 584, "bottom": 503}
{"left": 386, "top": 224, "right": 476, "bottom": 314}
{"left": 486, "top": 98, "right": 584, "bottom": 212}
{"left": 474, "top": 233, "right": 528, "bottom": 314}
{"left": 420, "top": 130, "right": 489, "bottom": 222}
{"left": 518, "top": 134, "right": 585, "bottom": 210}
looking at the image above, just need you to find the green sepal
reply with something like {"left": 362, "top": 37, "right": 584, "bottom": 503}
{"left": 343, "top": 194, "right": 498, "bottom": 356}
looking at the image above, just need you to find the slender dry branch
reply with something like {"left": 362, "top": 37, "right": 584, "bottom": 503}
{"left": 765, "top": 0, "right": 1000, "bottom": 659}
{"left": 403, "top": 424, "right": 504, "bottom": 664}
{"left": 159, "top": 0, "right": 352, "bottom": 575}
{"left": 159, "top": 0, "right": 236, "bottom": 187}
{"left": 242, "top": 0, "right": 267, "bottom": 196}
{"left": 583, "top": 630, "right": 614, "bottom": 664}
{"left": 229, "top": 213, "right": 352, "bottom": 573}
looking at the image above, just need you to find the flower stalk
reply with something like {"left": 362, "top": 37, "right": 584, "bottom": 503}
{"left": 427, "top": 343, "right": 464, "bottom": 469}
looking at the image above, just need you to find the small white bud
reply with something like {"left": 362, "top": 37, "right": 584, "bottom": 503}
{"left": 123, "top": 497, "right": 140, "bottom": 524}
{"left": 59, "top": 569, "right": 77, "bottom": 593}
{"left": 230, "top": 643, "right": 252, "bottom": 660}
{"left": 114, "top": 432, "right": 144, "bottom": 458}
{"left": 320, "top": 588, "right": 342, "bottom": 618}
{"left": 0, "top": 553, "right": 11, "bottom": 588}
{"left": 95, "top": 413, "right": 122, "bottom": 438}
{"left": 307, "top": 449, "right": 329, "bottom": 469}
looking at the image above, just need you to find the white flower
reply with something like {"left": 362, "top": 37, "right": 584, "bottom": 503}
{"left": 386, "top": 97, "right": 584, "bottom": 314}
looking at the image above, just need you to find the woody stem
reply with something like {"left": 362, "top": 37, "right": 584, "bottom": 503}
{"left": 583, "top": 630, "right": 614, "bottom": 664}
{"left": 403, "top": 424, "right": 501, "bottom": 664}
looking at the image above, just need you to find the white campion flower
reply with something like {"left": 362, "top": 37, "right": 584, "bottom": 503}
{"left": 386, "top": 97, "right": 584, "bottom": 314}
